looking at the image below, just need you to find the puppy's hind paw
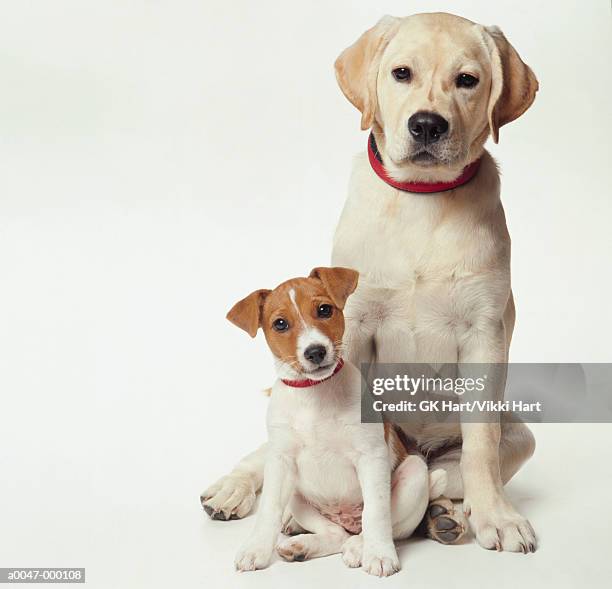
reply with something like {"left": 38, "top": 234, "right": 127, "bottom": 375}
{"left": 277, "top": 536, "right": 310, "bottom": 562}
{"left": 201, "top": 474, "right": 256, "bottom": 521}
{"left": 425, "top": 496, "right": 466, "bottom": 544}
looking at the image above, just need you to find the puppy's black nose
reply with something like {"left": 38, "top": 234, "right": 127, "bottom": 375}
{"left": 304, "top": 344, "right": 327, "bottom": 365}
{"left": 408, "top": 112, "right": 449, "bottom": 144}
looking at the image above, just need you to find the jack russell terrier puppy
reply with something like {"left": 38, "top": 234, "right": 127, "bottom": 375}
{"left": 225, "top": 267, "right": 460, "bottom": 576}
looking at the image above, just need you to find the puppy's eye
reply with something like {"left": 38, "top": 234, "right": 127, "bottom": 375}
{"left": 392, "top": 67, "right": 411, "bottom": 82}
{"left": 317, "top": 304, "right": 333, "bottom": 319}
{"left": 456, "top": 73, "right": 479, "bottom": 88}
{"left": 272, "top": 318, "right": 289, "bottom": 332}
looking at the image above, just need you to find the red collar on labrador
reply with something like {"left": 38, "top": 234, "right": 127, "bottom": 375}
{"left": 281, "top": 359, "right": 345, "bottom": 388}
{"left": 368, "top": 133, "right": 481, "bottom": 193}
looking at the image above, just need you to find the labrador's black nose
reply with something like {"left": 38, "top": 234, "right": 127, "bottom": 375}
{"left": 408, "top": 112, "right": 449, "bottom": 144}
{"left": 304, "top": 344, "right": 327, "bottom": 365}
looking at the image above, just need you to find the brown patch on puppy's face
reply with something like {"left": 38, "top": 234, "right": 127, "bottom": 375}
{"left": 227, "top": 267, "right": 359, "bottom": 380}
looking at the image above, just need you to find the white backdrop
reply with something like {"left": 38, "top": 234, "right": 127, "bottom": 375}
{"left": 0, "top": 1, "right": 610, "bottom": 588}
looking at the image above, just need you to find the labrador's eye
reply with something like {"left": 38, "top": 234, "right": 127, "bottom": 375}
{"left": 392, "top": 67, "right": 412, "bottom": 82}
{"left": 317, "top": 304, "right": 333, "bottom": 319}
{"left": 456, "top": 73, "right": 479, "bottom": 88}
{"left": 272, "top": 318, "right": 289, "bottom": 332}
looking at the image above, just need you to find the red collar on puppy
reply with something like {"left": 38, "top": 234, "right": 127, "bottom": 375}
{"left": 367, "top": 133, "right": 481, "bottom": 193}
{"left": 281, "top": 359, "right": 345, "bottom": 388}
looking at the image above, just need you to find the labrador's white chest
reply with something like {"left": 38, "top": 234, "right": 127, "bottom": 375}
{"left": 332, "top": 152, "right": 508, "bottom": 364}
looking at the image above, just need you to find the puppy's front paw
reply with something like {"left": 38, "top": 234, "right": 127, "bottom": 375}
{"left": 201, "top": 474, "right": 256, "bottom": 521}
{"left": 341, "top": 534, "right": 363, "bottom": 568}
{"left": 234, "top": 542, "right": 273, "bottom": 572}
{"left": 361, "top": 542, "right": 400, "bottom": 577}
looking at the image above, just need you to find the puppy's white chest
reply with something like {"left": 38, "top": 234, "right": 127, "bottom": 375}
{"left": 269, "top": 381, "right": 367, "bottom": 514}
{"left": 295, "top": 436, "right": 365, "bottom": 533}
{"left": 293, "top": 422, "right": 363, "bottom": 509}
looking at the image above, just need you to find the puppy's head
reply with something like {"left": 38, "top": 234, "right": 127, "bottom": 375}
{"left": 335, "top": 13, "right": 538, "bottom": 182}
{"left": 227, "top": 267, "right": 359, "bottom": 381}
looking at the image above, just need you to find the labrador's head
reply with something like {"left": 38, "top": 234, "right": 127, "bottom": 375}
{"left": 335, "top": 13, "right": 538, "bottom": 182}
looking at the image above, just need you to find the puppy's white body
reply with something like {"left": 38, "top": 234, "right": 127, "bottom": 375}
{"left": 270, "top": 366, "right": 371, "bottom": 512}
{"left": 235, "top": 360, "right": 433, "bottom": 574}
{"left": 269, "top": 363, "right": 386, "bottom": 528}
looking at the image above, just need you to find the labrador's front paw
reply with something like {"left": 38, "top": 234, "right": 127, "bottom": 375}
{"left": 464, "top": 495, "right": 536, "bottom": 553}
{"left": 361, "top": 541, "right": 400, "bottom": 577}
{"left": 201, "top": 474, "right": 256, "bottom": 521}
{"left": 234, "top": 542, "right": 273, "bottom": 572}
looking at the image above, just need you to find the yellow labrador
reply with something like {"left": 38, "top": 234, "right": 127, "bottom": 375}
{"left": 203, "top": 12, "right": 538, "bottom": 554}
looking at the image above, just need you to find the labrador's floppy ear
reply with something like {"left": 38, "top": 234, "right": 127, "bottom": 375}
{"left": 334, "top": 15, "right": 400, "bottom": 130}
{"left": 226, "top": 289, "right": 271, "bottom": 337}
{"left": 309, "top": 267, "right": 359, "bottom": 310}
{"left": 483, "top": 26, "right": 539, "bottom": 143}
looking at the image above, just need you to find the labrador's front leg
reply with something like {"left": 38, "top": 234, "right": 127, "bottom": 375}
{"left": 235, "top": 452, "right": 295, "bottom": 571}
{"left": 461, "top": 422, "right": 536, "bottom": 552}
{"left": 355, "top": 453, "right": 400, "bottom": 577}
{"left": 459, "top": 320, "right": 537, "bottom": 553}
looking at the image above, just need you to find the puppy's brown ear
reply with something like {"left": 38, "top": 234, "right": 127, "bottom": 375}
{"left": 483, "top": 26, "right": 539, "bottom": 143}
{"left": 227, "top": 289, "right": 271, "bottom": 338}
{"left": 334, "top": 15, "right": 400, "bottom": 130}
{"left": 309, "top": 267, "right": 359, "bottom": 310}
